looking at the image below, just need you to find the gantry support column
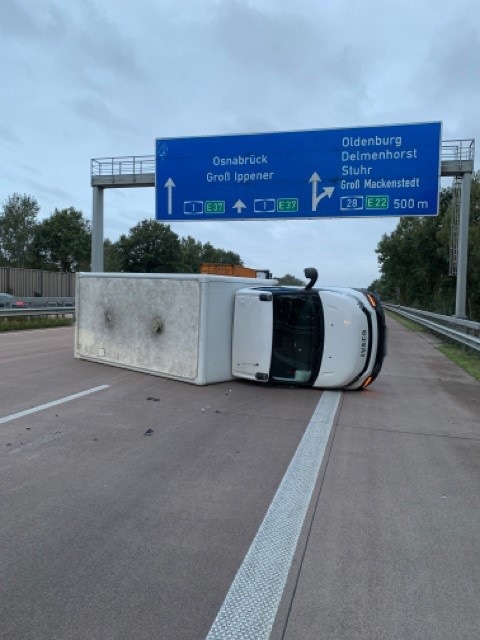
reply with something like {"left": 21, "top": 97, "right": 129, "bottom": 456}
{"left": 455, "top": 171, "right": 472, "bottom": 318}
{"left": 91, "top": 186, "right": 104, "bottom": 272}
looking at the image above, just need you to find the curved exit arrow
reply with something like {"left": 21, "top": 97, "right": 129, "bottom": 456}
{"left": 309, "top": 172, "right": 334, "bottom": 211}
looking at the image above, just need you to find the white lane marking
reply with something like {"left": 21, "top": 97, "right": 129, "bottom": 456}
{"left": 205, "top": 390, "right": 341, "bottom": 640}
{"left": 0, "top": 385, "right": 110, "bottom": 424}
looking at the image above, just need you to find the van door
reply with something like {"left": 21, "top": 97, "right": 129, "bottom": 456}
{"left": 232, "top": 290, "right": 273, "bottom": 381}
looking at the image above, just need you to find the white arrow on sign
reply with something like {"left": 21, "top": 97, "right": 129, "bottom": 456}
{"left": 309, "top": 172, "right": 334, "bottom": 211}
{"left": 164, "top": 178, "right": 175, "bottom": 214}
{"left": 233, "top": 199, "right": 247, "bottom": 214}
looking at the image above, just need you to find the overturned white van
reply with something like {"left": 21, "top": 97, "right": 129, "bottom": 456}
{"left": 232, "top": 268, "right": 387, "bottom": 390}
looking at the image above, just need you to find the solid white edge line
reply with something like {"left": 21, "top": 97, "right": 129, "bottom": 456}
{"left": 0, "top": 385, "right": 110, "bottom": 424}
{"left": 205, "top": 390, "right": 342, "bottom": 640}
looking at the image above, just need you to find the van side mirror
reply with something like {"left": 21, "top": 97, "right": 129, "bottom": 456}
{"left": 304, "top": 268, "right": 318, "bottom": 290}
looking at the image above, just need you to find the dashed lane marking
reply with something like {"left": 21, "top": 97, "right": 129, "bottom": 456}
{"left": 0, "top": 385, "right": 110, "bottom": 425}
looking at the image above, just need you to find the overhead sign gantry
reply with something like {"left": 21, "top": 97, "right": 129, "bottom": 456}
{"left": 90, "top": 123, "right": 474, "bottom": 318}
{"left": 154, "top": 122, "right": 442, "bottom": 221}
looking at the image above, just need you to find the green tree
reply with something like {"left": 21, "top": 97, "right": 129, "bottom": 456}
{"left": 0, "top": 193, "right": 39, "bottom": 267}
{"left": 31, "top": 207, "right": 91, "bottom": 272}
{"left": 277, "top": 273, "right": 305, "bottom": 286}
{"left": 374, "top": 187, "right": 454, "bottom": 308}
{"left": 465, "top": 174, "right": 480, "bottom": 318}
{"left": 373, "top": 173, "right": 480, "bottom": 319}
{"left": 178, "top": 236, "right": 243, "bottom": 273}
{"left": 116, "top": 220, "right": 182, "bottom": 272}
{"left": 179, "top": 236, "right": 204, "bottom": 272}
{"left": 104, "top": 238, "right": 122, "bottom": 272}
{"left": 199, "top": 241, "right": 242, "bottom": 266}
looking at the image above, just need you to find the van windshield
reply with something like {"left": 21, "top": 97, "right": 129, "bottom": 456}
{"left": 270, "top": 291, "right": 324, "bottom": 384}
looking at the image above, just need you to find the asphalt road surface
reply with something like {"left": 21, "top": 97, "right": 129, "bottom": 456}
{"left": 0, "top": 318, "right": 479, "bottom": 640}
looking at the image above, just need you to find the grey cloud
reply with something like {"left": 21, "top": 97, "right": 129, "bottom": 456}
{"left": 211, "top": 2, "right": 366, "bottom": 91}
{"left": 406, "top": 16, "right": 480, "bottom": 145}
{"left": 2, "top": 1, "right": 145, "bottom": 96}
{"left": 0, "top": 125, "right": 23, "bottom": 146}
{"left": 22, "top": 177, "right": 73, "bottom": 202}
{"left": 430, "top": 23, "right": 480, "bottom": 96}
{"left": 70, "top": 95, "right": 142, "bottom": 138}
{"left": 0, "top": 0, "right": 62, "bottom": 39}
{"left": 71, "top": 1, "right": 145, "bottom": 82}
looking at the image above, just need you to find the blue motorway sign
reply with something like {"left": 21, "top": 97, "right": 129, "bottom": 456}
{"left": 155, "top": 122, "right": 441, "bottom": 221}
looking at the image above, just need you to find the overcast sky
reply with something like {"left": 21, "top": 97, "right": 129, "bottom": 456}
{"left": 1, "top": 0, "right": 479, "bottom": 285}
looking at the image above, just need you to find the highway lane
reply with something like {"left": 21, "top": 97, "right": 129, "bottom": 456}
{"left": 0, "top": 327, "right": 323, "bottom": 640}
{"left": 275, "top": 316, "right": 480, "bottom": 640}
{"left": 1, "top": 320, "right": 479, "bottom": 639}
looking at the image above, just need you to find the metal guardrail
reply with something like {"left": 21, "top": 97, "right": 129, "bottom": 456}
{"left": 21, "top": 298, "right": 75, "bottom": 308}
{"left": 384, "top": 304, "right": 480, "bottom": 352}
{"left": 0, "top": 306, "right": 75, "bottom": 319}
{"left": 0, "top": 297, "right": 75, "bottom": 309}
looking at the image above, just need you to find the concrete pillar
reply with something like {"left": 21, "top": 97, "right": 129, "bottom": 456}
{"left": 455, "top": 172, "right": 472, "bottom": 318}
{"left": 91, "top": 186, "right": 104, "bottom": 272}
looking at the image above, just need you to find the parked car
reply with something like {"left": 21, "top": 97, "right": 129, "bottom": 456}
{"left": 0, "top": 293, "right": 26, "bottom": 308}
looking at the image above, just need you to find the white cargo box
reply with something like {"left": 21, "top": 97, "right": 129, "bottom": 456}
{"left": 74, "top": 272, "right": 274, "bottom": 385}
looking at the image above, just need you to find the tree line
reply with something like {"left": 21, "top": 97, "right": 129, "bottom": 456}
{"left": 0, "top": 193, "right": 306, "bottom": 285}
{"left": 3, "top": 180, "right": 479, "bottom": 315}
{"left": 0, "top": 193, "right": 243, "bottom": 274}
{"left": 370, "top": 172, "right": 480, "bottom": 320}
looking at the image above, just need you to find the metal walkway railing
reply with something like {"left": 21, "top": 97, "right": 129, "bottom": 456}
{"left": 90, "top": 139, "right": 476, "bottom": 185}
{"left": 441, "top": 139, "right": 475, "bottom": 176}
{"left": 441, "top": 139, "right": 475, "bottom": 162}
{"left": 91, "top": 156, "right": 155, "bottom": 187}
{"left": 91, "top": 155, "right": 155, "bottom": 177}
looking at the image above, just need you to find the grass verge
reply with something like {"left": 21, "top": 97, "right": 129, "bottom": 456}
{"left": 0, "top": 317, "right": 74, "bottom": 332}
{"left": 436, "top": 343, "right": 480, "bottom": 382}
{"left": 386, "top": 309, "right": 480, "bottom": 383}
